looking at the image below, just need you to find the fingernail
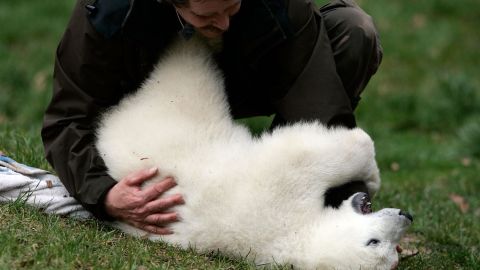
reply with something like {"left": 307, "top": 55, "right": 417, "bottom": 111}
{"left": 149, "top": 167, "right": 158, "bottom": 174}
{"left": 177, "top": 194, "right": 185, "bottom": 204}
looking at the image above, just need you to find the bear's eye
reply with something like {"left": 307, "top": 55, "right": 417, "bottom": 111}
{"left": 366, "top": 239, "right": 380, "bottom": 246}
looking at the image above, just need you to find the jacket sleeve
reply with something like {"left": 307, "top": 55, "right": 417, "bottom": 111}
{"left": 41, "top": 1, "right": 129, "bottom": 220}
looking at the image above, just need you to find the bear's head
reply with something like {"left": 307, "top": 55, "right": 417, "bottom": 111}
{"left": 302, "top": 192, "right": 412, "bottom": 270}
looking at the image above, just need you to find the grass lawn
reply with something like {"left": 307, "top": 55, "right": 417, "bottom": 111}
{"left": 1, "top": 0, "right": 479, "bottom": 269}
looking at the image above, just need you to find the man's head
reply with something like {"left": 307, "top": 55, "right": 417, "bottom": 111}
{"left": 170, "top": 0, "right": 241, "bottom": 38}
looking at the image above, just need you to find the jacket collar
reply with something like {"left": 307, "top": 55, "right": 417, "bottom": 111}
{"left": 89, "top": 0, "right": 292, "bottom": 61}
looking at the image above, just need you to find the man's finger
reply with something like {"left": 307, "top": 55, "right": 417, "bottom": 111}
{"left": 142, "top": 177, "right": 177, "bottom": 201}
{"left": 132, "top": 221, "right": 173, "bottom": 235}
{"left": 144, "top": 212, "right": 178, "bottom": 225}
{"left": 143, "top": 194, "right": 184, "bottom": 213}
{"left": 124, "top": 167, "right": 158, "bottom": 186}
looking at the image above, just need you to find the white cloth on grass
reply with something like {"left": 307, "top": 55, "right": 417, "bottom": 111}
{"left": 0, "top": 155, "right": 92, "bottom": 220}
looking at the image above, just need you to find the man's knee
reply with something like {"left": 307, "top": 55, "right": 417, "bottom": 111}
{"left": 343, "top": 7, "right": 382, "bottom": 70}
{"left": 344, "top": 7, "right": 383, "bottom": 86}
{"left": 344, "top": 8, "right": 377, "bottom": 43}
{"left": 321, "top": 1, "right": 383, "bottom": 107}
{"left": 321, "top": 1, "right": 377, "bottom": 37}
{"left": 324, "top": 4, "right": 379, "bottom": 53}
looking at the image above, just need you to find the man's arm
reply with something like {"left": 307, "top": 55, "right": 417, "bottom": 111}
{"left": 42, "top": 0, "right": 127, "bottom": 219}
{"left": 42, "top": 1, "right": 183, "bottom": 230}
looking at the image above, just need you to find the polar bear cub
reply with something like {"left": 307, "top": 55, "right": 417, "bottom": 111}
{"left": 96, "top": 37, "right": 411, "bottom": 270}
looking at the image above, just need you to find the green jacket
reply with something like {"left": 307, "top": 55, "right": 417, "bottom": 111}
{"left": 42, "top": 0, "right": 359, "bottom": 219}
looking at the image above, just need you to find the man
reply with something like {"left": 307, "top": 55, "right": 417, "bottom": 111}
{"left": 42, "top": 0, "right": 382, "bottom": 235}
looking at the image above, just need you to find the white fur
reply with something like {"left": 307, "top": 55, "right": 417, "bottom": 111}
{"left": 96, "top": 38, "right": 410, "bottom": 270}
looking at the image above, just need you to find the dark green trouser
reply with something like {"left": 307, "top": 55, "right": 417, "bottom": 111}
{"left": 320, "top": 0, "right": 383, "bottom": 110}
{"left": 264, "top": 0, "right": 383, "bottom": 127}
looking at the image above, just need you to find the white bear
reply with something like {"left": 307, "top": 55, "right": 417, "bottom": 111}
{"left": 96, "top": 37, "right": 412, "bottom": 270}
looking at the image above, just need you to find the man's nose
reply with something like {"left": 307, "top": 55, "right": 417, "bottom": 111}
{"left": 213, "top": 14, "right": 230, "bottom": 31}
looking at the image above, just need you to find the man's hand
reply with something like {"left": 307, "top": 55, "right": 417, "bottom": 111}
{"left": 105, "top": 167, "right": 184, "bottom": 235}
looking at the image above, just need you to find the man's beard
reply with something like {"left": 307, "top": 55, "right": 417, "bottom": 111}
{"left": 203, "top": 25, "right": 224, "bottom": 36}
{"left": 197, "top": 33, "right": 224, "bottom": 53}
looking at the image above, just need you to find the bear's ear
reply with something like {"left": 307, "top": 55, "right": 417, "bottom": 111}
{"left": 323, "top": 180, "right": 368, "bottom": 208}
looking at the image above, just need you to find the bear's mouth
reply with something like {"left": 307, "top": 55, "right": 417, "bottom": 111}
{"left": 324, "top": 180, "right": 369, "bottom": 209}
{"left": 353, "top": 192, "right": 372, "bottom": 214}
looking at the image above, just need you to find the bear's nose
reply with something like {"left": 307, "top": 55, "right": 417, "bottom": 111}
{"left": 399, "top": 210, "right": 413, "bottom": 222}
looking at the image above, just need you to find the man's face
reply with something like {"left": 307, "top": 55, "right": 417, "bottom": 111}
{"left": 176, "top": 0, "right": 241, "bottom": 38}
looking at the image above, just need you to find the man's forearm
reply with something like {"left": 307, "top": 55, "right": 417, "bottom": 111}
{"left": 42, "top": 118, "right": 117, "bottom": 220}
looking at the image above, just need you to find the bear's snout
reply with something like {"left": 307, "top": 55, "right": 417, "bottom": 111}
{"left": 399, "top": 210, "right": 413, "bottom": 222}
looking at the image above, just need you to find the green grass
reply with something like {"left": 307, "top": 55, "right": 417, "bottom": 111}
{"left": 1, "top": 0, "right": 479, "bottom": 269}
{"left": 0, "top": 202, "right": 259, "bottom": 270}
